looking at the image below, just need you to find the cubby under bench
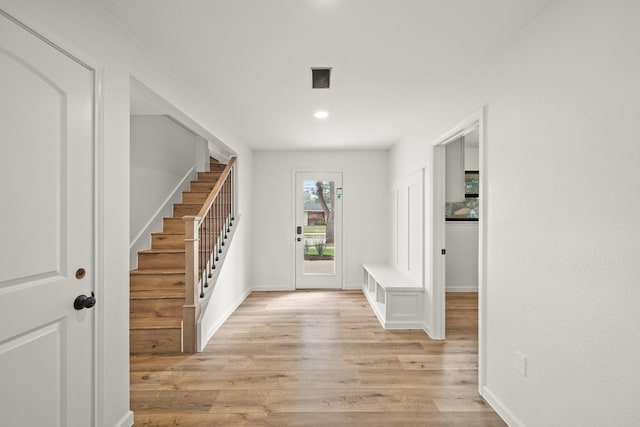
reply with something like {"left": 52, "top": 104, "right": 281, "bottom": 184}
{"left": 362, "top": 264, "right": 424, "bottom": 329}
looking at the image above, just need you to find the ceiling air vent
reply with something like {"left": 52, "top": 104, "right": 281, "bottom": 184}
{"left": 312, "top": 67, "right": 332, "bottom": 89}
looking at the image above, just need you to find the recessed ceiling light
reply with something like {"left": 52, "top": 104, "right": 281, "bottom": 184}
{"left": 314, "top": 111, "right": 329, "bottom": 119}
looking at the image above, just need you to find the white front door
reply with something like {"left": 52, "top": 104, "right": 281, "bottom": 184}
{"left": 295, "top": 172, "right": 343, "bottom": 289}
{"left": 0, "top": 12, "right": 95, "bottom": 427}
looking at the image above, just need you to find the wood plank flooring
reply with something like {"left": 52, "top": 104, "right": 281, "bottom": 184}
{"left": 130, "top": 291, "right": 505, "bottom": 426}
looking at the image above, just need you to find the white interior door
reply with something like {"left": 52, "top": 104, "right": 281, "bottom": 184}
{"left": 0, "top": 12, "right": 95, "bottom": 427}
{"left": 295, "top": 172, "right": 343, "bottom": 289}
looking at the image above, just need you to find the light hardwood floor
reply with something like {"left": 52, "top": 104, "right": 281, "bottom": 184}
{"left": 130, "top": 291, "right": 505, "bottom": 426}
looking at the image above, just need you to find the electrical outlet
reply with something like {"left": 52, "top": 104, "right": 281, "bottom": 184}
{"left": 514, "top": 351, "right": 527, "bottom": 377}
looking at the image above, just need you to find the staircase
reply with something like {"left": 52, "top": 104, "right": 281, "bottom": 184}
{"left": 130, "top": 158, "right": 228, "bottom": 354}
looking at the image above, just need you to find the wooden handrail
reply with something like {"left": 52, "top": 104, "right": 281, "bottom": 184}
{"left": 196, "top": 157, "right": 237, "bottom": 223}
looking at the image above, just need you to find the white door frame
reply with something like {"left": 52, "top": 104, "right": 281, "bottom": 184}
{"left": 429, "top": 108, "right": 486, "bottom": 393}
{"left": 293, "top": 171, "right": 344, "bottom": 289}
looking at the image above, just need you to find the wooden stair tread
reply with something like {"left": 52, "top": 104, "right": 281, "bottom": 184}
{"left": 130, "top": 268, "right": 184, "bottom": 275}
{"left": 130, "top": 318, "right": 181, "bottom": 330}
{"left": 139, "top": 248, "right": 185, "bottom": 254}
{"left": 130, "top": 289, "right": 185, "bottom": 299}
{"left": 130, "top": 293, "right": 184, "bottom": 300}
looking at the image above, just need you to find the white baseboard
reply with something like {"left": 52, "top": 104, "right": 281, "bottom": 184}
{"left": 250, "top": 284, "right": 295, "bottom": 291}
{"left": 384, "top": 320, "right": 428, "bottom": 329}
{"left": 481, "top": 386, "right": 525, "bottom": 427}
{"left": 446, "top": 287, "right": 479, "bottom": 292}
{"left": 113, "top": 410, "right": 134, "bottom": 427}
{"left": 343, "top": 283, "right": 364, "bottom": 290}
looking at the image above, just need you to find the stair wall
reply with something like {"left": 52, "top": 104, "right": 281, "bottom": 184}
{"left": 130, "top": 115, "right": 209, "bottom": 268}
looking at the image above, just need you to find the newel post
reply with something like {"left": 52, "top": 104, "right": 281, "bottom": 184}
{"left": 183, "top": 215, "right": 201, "bottom": 353}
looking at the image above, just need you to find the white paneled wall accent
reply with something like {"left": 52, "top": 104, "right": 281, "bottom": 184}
{"left": 388, "top": 170, "right": 424, "bottom": 285}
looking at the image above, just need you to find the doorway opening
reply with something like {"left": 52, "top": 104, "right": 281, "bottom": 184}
{"left": 430, "top": 109, "right": 486, "bottom": 393}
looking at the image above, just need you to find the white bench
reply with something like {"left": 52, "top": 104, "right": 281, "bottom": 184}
{"left": 362, "top": 264, "right": 424, "bottom": 330}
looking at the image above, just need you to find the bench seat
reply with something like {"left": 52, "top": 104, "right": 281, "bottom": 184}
{"left": 362, "top": 264, "right": 424, "bottom": 330}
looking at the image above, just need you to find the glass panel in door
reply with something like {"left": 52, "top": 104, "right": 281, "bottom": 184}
{"left": 303, "top": 180, "right": 335, "bottom": 275}
{"left": 295, "top": 172, "right": 342, "bottom": 289}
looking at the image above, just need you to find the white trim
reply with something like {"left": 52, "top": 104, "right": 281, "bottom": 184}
{"left": 250, "top": 284, "right": 295, "bottom": 291}
{"left": 93, "top": 66, "right": 105, "bottom": 427}
{"left": 113, "top": 410, "right": 135, "bottom": 427}
{"left": 343, "top": 283, "right": 363, "bottom": 290}
{"left": 428, "top": 108, "right": 487, "bottom": 394}
{"left": 429, "top": 146, "right": 446, "bottom": 340}
{"left": 129, "top": 166, "right": 196, "bottom": 249}
{"left": 431, "top": 112, "right": 482, "bottom": 147}
{"left": 477, "top": 106, "right": 487, "bottom": 393}
{"left": 482, "top": 386, "right": 525, "bottom": 427}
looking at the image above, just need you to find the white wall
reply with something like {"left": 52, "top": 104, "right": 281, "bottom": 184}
{"left": 0, "top": 1, "right": 253, "bottom": 426}
{"left": 445, "top": 222, "right": 478, "bottom": 291}
{"left": 129, "top": 115, "right": 207, "bottom": 268}
{"left": 389, "top": 0, "right": 640, "bottom": 425}
{"left": 252, "top": 150, "right": 388, "bottom": 290}
{"left": 465, "top": 146, "right": 479, "bottom": 170}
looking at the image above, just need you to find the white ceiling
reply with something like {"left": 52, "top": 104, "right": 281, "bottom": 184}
{"left": 99, "top": 0, "right": 550, "bottom": 150}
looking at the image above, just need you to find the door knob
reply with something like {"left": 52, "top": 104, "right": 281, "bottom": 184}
{"left": 74, "top": 292, "right": 96, "bottom": 310}
{"left": 297, "top": 237, "right": 302, "bottom": 242}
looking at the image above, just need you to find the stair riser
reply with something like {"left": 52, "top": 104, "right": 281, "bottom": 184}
{"left": 190, "top": 182, "right": 216, "bottom": 192}
{"left": 209, "top": 163, "right": 227, "bottom": 172}
{"left": 182, "top": 192, "right": 209, "bottom": 204}
{"left": 130, "top": 273, "right": 185, "bottom": 289}
{"left": 173, "top": 204, "right": 202, "bottom": 217}
{"left": 197, "top": 172, "right": 223, "bottom": 182}
{"left": 152, "top": 234, "right": 185, "bottom": 249}
{"left": 130, "top": 329, "right": 181, "bottom": 354}
{"left": 163, "top": 218, "right": 186, "bottom": 233}
{"left": 138, "top": 252, "right": 185, "bottom": 269}
{"left": 130, "top": 298, "right": 184, "bottom": 318}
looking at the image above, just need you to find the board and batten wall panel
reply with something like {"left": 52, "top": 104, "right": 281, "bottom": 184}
{"left": 388, "top": 170, "right": 424, "bottom": 285}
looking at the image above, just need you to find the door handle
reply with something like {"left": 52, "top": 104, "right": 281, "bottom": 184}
{"left": 74, "top": 292, "right": 96, "bottom": 310}
{"left": 297, "top": 237, "right": 302, "bottom": 242}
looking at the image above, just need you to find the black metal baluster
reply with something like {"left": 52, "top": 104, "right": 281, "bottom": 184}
{"left": 225, "top": 177, "right": 231, "bottom": 234}
{"left": 214, "top": 204, "right": 218, "bottom": 274}
{"left": 230, "top": 166, "right": 234, "bottom": 225}
{"left": 220, "top": 189, "right": 225, "bottom": 248}
{"left": 199, "top": 223, "right": 204, "bottom": 298}
{"left": 204, "top": 209, "right": 210, "bottom": 282}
